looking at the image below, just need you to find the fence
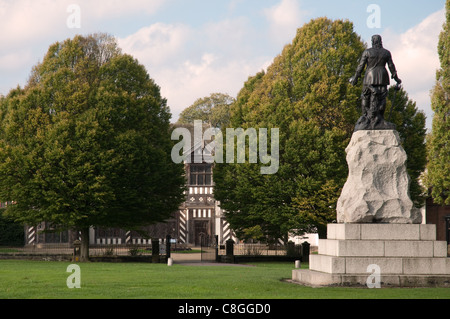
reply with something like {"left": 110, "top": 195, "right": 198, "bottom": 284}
{"left": 0, "top": 243, "right": 155, "bottom": 257}
{"left": 89, "top": 244, "right": 154, "bottom": 256}
{"left": 218, "top": 243, "right": 302, "bottom": 257}
{"left": 0, "top": 241, "right": 196, "bottom": 258}
{"left": 1, "top": 241, "right": 310, "bottom": 260}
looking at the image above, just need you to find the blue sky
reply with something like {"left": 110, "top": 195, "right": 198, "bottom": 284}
{"left": 0, "top": 0, "right": 445, "bottom": 129}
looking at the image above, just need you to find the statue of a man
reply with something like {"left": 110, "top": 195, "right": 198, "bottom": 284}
{"left": 350, "top": 35, "right": 402, "bottom": 131}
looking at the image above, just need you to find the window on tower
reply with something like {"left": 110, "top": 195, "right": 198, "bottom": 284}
{"left": 189, "top": 164, "right": 212, "bottom": 186}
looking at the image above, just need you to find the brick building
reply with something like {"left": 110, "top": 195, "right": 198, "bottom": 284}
{"left": 426, "top": 197, "right": 450, "bottom": 244}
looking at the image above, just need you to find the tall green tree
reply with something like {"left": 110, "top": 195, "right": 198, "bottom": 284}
{"left": 177, "top": 93, "right": 235, "bottom": 128}
{"left": 215, "top": 18, "right": 366, "bottom": 240}
{"left": 426, "top": 0, "right": 450, "bottom": 205}
{"left": 0, "top": 34, "right": 185, "bottom": 260}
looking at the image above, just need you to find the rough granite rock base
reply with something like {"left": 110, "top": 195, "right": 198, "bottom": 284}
{"left": 337, "top": 130, "right": 422, "bottom": 224}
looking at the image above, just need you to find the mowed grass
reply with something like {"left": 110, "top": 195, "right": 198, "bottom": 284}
{"left": 0, "top": 260, "right": 449, "bottom": 299}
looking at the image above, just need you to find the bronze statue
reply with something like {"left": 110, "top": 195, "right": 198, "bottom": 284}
{"left": 350, "top": 35, "right": 402, "bottom": 131}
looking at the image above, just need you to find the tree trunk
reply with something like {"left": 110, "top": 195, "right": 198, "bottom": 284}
{"left": 80, "top": 227, "right": 90, "bottom": 262}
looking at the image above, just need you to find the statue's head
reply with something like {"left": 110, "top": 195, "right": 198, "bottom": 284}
{"left": 372, "top": 35, "right": 383, "bottom": 49}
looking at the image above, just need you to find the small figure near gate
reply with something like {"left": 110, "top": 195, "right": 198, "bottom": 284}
{"left": 350, "top": 35, "right": 402, "bottom": 131}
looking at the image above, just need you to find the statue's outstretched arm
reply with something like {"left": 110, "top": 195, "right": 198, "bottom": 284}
{"left": 387, "top": 51, "right": 402, "bottom": 84}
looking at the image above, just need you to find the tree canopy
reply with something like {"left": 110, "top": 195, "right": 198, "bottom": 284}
{"left": 0, "top": 34, "right": 185, "bottom": 259}
{"left": 426, "top": 0, "right": 450, "bottom": 205}
{"left": 177, "top": 93, "right": 235, "bottom": 128}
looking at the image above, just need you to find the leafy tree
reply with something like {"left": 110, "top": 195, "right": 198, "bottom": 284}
{"left": 426, "top": 0, "right": 450, "bottom": 205}
{"left": 215, "top": 18, "right": 366, "bottom": 240}
{"left": 0, "top": 34, "right": 185, "bottom": 260}
{"left": 177, "top": 93, "right": 235, "bottom": 128}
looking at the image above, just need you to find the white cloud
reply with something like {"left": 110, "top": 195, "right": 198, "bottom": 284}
{"left": 228, "top": 0, "right": 244, "bottom": 12}
{"left": 85, "top": 0, "right": 166, "bottom": 18}
{"left": 0, "top": 0, "right": 166, "bottom": 48}
{"left": 118, "top": 17, "right": 271, "bottom": 121}
{"left": 118, "top": 23, "right": 191, "bottom": 66}
{"left": 0, "top": 0, "right": 66, "bottom": 47}
{"left": 0, "top": 50, "right": 32, "bottom": 70}
{"left": 263, "top": 0, "right": 305, "bottom": 46}
{"left": 382, "top": 8, "right": 445, "bottom": 129}
{"left": 202, "top": 17, "right": 252, "bottom": 56}
{"left": 155, "top": 53, "right": 269, "bottom": 119}
{"left": 152, "top": 47, "right": 270, "bottom": 121}
{"left": 0, "top": 0, "right": 168, "bottom": 94}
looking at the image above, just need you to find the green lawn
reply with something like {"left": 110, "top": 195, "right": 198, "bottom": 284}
{"left": 0, "top": 260, "right": 449, "bottom": 299}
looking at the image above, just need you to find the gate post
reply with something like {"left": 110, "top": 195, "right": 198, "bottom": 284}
{"left": 301, "top": 241, "right": 310, "bottom": 263}
{"left": 215, "top": 235, "right": 219, "bottom": 262}
{"left": 166, "top": 235, "right": 171, "bottom": 259}
{"left": 152, "top": 239, "right": 160, "bottom": 263}
{"left": 225, "top": 239, "right": 235, "bottom": 263}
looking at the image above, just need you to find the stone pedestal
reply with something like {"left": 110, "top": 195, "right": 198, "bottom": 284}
{"left": 292, "top": 224, "right": 450, "bottom": 287}
{"left": 337, "top": 130, "right": 422, "bottom": 224}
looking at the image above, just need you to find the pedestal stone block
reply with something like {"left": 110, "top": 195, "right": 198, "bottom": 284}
{"left": 292, "top": 224, "right": 450, "bottom": 287}
{"left": 291, "top": 269, "right": 450, "bottom": 287}
{"left": 344, "top": 257, "right": 404, "bottom": 274}
{"left": 292, "top": 269, "right": 342, "bottom": 286}
{"left": 309, "top": 254, "right": 345, "bottom": 274}
{"left": 434, "top": 241, "right": 448, "bottom": 258}
{"left": 318, "top": 239, "right": 385, "bottom": 257}
{"left": 318, "top": 238, "right": 447, "bottom": 258}
{"left": 420, "top": 224, "right": 438, "bottom": 241}
{"left": 327, "top": 224, "right": 437, "bottom": 241}
{"left": 360, "top": 224, "right": 420, "bottom": 240}
{"left": 402, "top": 258, "right": 450, "bottom": 275}
{"left": 327, "top": 224, "right": 361, "bottom": 240}
{"left": 384, "top": 241, "right": 434, "bottom": 257}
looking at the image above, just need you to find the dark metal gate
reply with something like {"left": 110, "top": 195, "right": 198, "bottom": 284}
{"left": 200, "top": 234, "right": 218, "bottom": 262}
{"left": 446, "top": 216, "right": 450, "bottom": 244}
